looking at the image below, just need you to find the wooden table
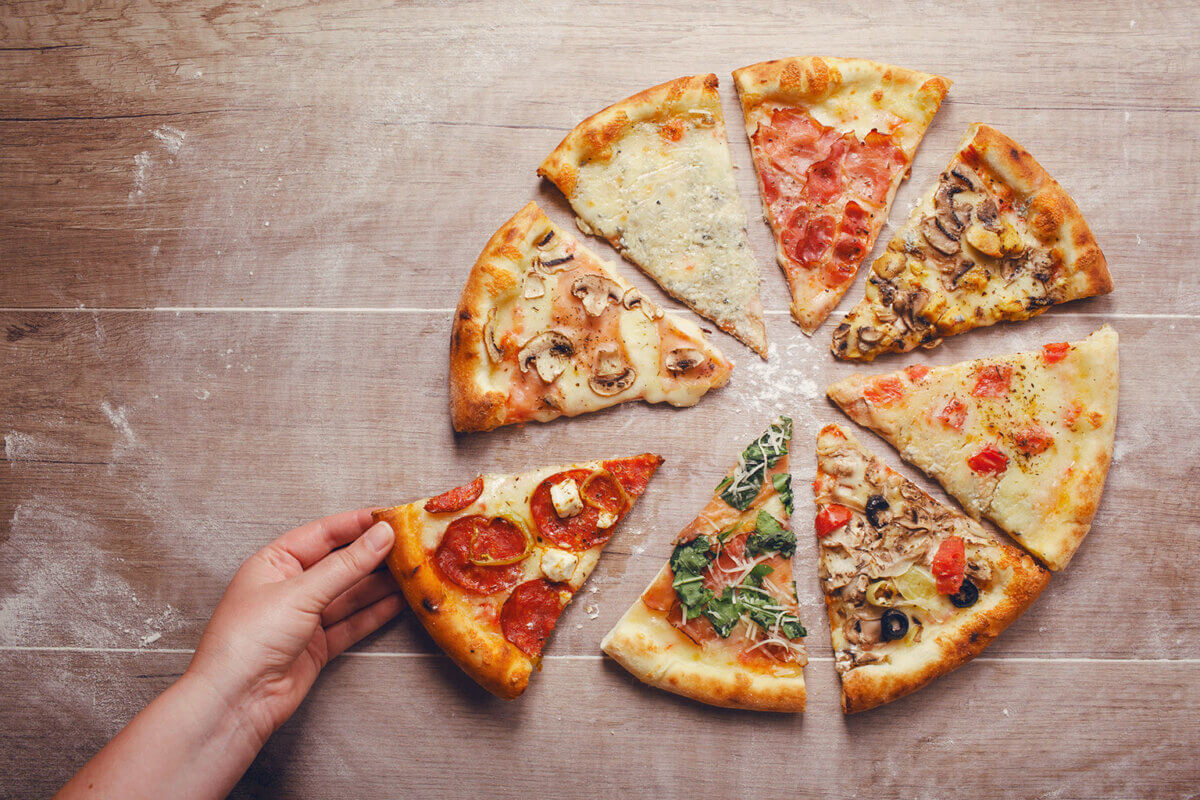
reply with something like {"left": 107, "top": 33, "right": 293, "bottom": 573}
{"left": 2, "top": 2, "right": 1198, "bottom": 797}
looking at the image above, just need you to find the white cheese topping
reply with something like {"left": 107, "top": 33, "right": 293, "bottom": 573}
{"left": 540, "top": 548, "right": 579, "bottom": 583}
{"left": 550, "top": 478, "right": 584, "bottom": 518}
{"left": 595, "top": 509, "right": 618, "bottom": 529}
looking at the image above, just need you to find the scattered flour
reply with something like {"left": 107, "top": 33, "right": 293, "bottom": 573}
{"left": 150, "top": 125, "right": 187, "bottom": 155}
{"left": 728, "top": 338, "right": 822, "bottom": 419}
{"left": 129, "top": 151, "right": 152, "bottom": 201}
{"left": 584, "top": 603, "right": 600, "bottom": 620}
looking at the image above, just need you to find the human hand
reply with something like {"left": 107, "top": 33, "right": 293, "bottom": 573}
{"left": 185, "top": 509, "right": 405, "bottom": 746}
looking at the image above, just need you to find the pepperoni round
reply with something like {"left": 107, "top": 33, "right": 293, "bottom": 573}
{"left": 423, "top": 476, "right": 484, "bottom": 514}
{"left": 604, "top": 453, "right": 663, "bottom": 499}
{"left": 432, "top": 515, "right": 526, "bottom": 595}
{"left": 530, "top": 469, "right": 604, "bottom": 551}
{"left": 500, "top": 579, "right": 570, "bottom": 657}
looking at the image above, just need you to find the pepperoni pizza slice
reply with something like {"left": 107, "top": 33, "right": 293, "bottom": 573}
{"left": 826, "top": 326, "right": 1118, "bottom": 571}
{"left": 832, "top": 124, "right": 1113, "bottom": 361}
{"left": 373, "top": 453, "right": 662, "bottom": 699}
{"left": 814, "top": 424, "right": 1049, "bottom": 713}
{"left": 451, "top": 202, "right": 733, "bottom": 432}
{"left": 602, "top": 417, "right": 808, "bottom": 712}
{"left": 732, "top": 57, "right": 951, "bottom": 334}
{"left": 538, "top": 74, "right": 768, "bottom": 356}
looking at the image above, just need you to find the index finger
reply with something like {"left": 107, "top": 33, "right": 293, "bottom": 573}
{"left": 269, "top": 507, "right": 380, "bottom": 569}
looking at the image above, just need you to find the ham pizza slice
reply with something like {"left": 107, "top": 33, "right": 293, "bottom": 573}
{"left": 602, "top": 417, "right": 809, "bottom": 712}
{"left": 827, "top": 326, "right": 1118, "bottom": 570}
{"left": 831, "top": 124, "right": 1113, "bottom": 361}
{"left": 538, "top": 74, "right": 768, "bottom": 357}
{"left": 733, "top": 57, "right": 950, "bottom": 334}
{"left": 451, "top": 202, "right": 733, "bottom": 432}
{"left": 814, "top": 424, "right": 1049, "bottom": 713}
{"left": 374, "top": 453, "right": 662, "bottom": 699}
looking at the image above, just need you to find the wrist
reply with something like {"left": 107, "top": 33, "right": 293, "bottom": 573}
{"left": 175, "top": 668, "right": 273, "bottom": 757}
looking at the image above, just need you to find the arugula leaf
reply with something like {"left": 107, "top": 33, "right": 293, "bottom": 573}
{"left": 773, "top": 472, "right": 794, "bottom": 515}
{"left": 718, "top": 417, "right": 792, "bottom": 510}
{"left": 742, "top": 563, "right": 774, "bottom": 588}
{"left": 745, "top": 510, "right": 797, "bottom": 558}
{"left": 702, "top": 587, "right": 741, "bottom": 638}
{"left": 669, "top": 537, "right": 714, "bottom": 575}
{"left": 740, "top": 590, "right": 808, "bottom": 640}
{"left": 672, "top": 573, "right": 713, "bottom": 619}
{"left": 717, "top": 525, "right": 739, "bottom": 544}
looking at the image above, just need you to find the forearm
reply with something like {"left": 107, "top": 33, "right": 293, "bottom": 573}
{"left": 56, "top": 670, "right": 265, "bottom": 800}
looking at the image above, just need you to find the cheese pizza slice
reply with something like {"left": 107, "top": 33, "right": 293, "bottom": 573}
{"left": 814, "top": 424, "right": 1049, "bottom": 713}
{"left": 451, "top": 202, "right": 732, "bottom": 432}
{"left": 538, "top": 74, "right": 768, "bottom": 356}
{"left": 733, "top": 57, "right": 950, "bottom": 334}
{"left": 827, "top": 326, "right": 1118, "bottom": 570}
{"left": 374, "top": 453, "right": 662, "bottom": 699}
{"left": 831, "top": 124, "right": 1113, "bottom": 361}
{"left": 602, "top": 417, "right": 808, "bottom": 712}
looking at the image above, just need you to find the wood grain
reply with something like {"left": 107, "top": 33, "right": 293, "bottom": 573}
{"left": 2, "top": 1, "right": 1198, "bottom": 797}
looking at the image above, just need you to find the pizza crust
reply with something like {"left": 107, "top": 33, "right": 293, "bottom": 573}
{"left": 373, "top": 504, "right": 533, "bottom": 700}
{"left": 836, "top": 544, "right": 1048, "bottom": 713}
{"left": 601, "top": 583, "right": 807, "bottom": 713}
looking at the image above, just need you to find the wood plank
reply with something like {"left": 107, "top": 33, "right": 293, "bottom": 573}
{"left": 1, "top": 650, "right": 1196, "bottom": 798}
{"left": 2, "top": 3, "right": 1197, "bottom": 312}
{"left": 3, "top": 310, "right": 1197, "bottom": 660}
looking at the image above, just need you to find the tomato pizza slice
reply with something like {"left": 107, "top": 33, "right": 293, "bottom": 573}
{"left": 373, "top": 453, "right": 662, "bottom": 699}
{"left": 814, "top": 424, "right": 1049, "bottom": 713}
{"left": 831, "top": 124, "right": 1113, "bottom": 361}
{"left": 602, "top": 417, "right": 808, "bottom": 712}
{"left": 826, "top": 326, "right": 1118, "bottom": 571}
{"left": 451, "top": 202, "right": 733, "bottom": 432}
{"left": 732, "top": 57, "right": 950, "bottom": 334}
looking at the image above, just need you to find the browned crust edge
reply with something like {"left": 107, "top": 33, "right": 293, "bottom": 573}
{"left": 372, "top": 504, "right": 534, "bottom": 700}
{"left": 448, "top": 201, "right": 546, "bottom": 433}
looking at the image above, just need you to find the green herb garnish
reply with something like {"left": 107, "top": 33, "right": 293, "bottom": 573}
{"left": 745, "top": 510, "right": 796, "bottom": 558}
{"left": 717, "top": 417, "right": 792, "bottom": 511}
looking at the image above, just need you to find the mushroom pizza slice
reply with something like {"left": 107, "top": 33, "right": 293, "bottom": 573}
{"left": 831, "top": 123, "right": 1113, "bottom": 361}
{"left": 732, "top": 57, "right": 950, "bottom": 334}
{"left": 827, "top": 326, "right": 1118, "bottom": 571}
{"left": 450, "top": 202, "right": 733, "bottom": 433}
{"left": 373, "top": 453, "right": 662, "bottom": 699}
{"left": 538, "top": 74, "right": 768, "bottom": 357}
{"left": 814, "top": 424, "right": 1049, "bottom": 714}
{"left": 602, "top": 417, "right": 809, "bottom": 712}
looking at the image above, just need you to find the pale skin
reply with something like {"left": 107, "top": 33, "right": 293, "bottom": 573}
{"left": 56, "top": 509, "right": 405, "bottom": 800}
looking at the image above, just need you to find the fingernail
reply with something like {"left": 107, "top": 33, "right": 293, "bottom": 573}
{"left": 365, "top": 521, "right": 393, "bottom": 551}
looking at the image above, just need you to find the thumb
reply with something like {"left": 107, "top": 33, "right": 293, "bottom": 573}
{"left": 299, "top": 521, "right": 395, "bottom": 607}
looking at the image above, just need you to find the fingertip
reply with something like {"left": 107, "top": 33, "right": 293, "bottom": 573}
{"left": 364, "top": 520, "right": 394, "bottom": 552}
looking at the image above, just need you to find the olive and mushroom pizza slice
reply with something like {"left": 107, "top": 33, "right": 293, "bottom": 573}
{"left": 602, "top": 417, "right": 809, "bottom": 712}
{"left": 831, "top": 124, "right": 1113, "bottom": 361}
{"left": 537, "top": 74, "right": 768, "bottom": 357}
{"left": 373, "top": 453, "right": 662, "bottom": 699}
{"left": 827, "top": 326, "right": 1118, "bottom": 571}
{"left": 814, "top": 424, "right": 1049, "bottom": 714}
{"left": 732, "top": 56, "right": 950, "bottom": 334}
{"left": 450, "top": 202, "right": 733, "bottom": 432}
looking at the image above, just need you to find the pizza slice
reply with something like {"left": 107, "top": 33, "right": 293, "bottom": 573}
{"left": 832, "top": 124, "right": 1114, "bottom": 361}
{"left": 450, "top": 202, "right": 733, "bottom": 432}
{"left": 814, "top": 424, "right": 1049, "bottom": 713}
{"left": 538, "top": 74, "right": 768, "bottom": 356}
{"left": 827, "top": 326, "right": 1118, "bottom": 570}
{"left": 373, "top": 453, "right": 662, "bottom": 699}
{"left": 602, "top": 417, "right": 808, "bottom": 712}
{"left": 733, "top": 57, "right": 951, "bottom": 334}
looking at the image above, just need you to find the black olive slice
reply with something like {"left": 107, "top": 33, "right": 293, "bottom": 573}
{"left": 880, "top": 609, "right": 909, "bottom": 642}
{"left": 949, "top": 577, "right": 980, "bottom": 608}
{"left": 865, "top": 494, "right": 889, "bottom": 528}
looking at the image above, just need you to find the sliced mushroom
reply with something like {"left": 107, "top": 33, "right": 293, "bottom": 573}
{"left": 975, "top": 197, "right": 1002, "bottom": 232}
{"left": 933, "top": 183, "right": 966, "bottom": 234}
{"left": 537, "top": 253, "right": 575, "bottom": 273}
{"left": 949, "top": 166, "right": 984, "bottom": 192}
{"left": 665, "top": 347, "right": 706, "bottom": 375}
{"left": 588, "top": 346, "right": 636, "bottom": 396}
{"left": 535, "top": 230, "right": 555, "bottom": 249}
{"left": 855, "top": 326, "right": 884, "bottom": 346}
{"left": 518, "top": 331, "right": 574, "bottom": 384}
{"left": 621, "top": 287, "right": 663, "bottom": 320}
{"left": 482, "top": 308, "right": 504, "bottom": 363}
{"left": 523, "top": 273, "right": 545, "bottom": 299}
{"left": 571, "top": 274, "right": 622, "bottom": 316}
{"left": 921, "top": 217, "right": 960, "bottom": 256}
{"left": 950, "top": 260, "right": 978, "bottom": 288}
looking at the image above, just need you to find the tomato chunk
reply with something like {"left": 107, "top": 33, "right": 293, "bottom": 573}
{"left": 815, "top": 504, "right": 853, "bottom": 538}
{"left": 932, "top": 536, "right": 966, "bottom": 594}
{"left": 1013, "top": 425, "right": 1054, "bottom": 456}
{"left": 937, "top": 398, "right": 967, "bottom": 430}
{"left": 971, "top": 364, "right": 1013, "bottom": 398}
{"left": 904, "top": 365, "right": 930, "bottom": 382}
{"left": 864, "top": 376, "right": 906, "bottom": 407}
{"left": 1041, "top": 342, "right": 1070, "bottom": 364}
{"left": 967, "top": 444, "right": 1009, "bottom": 475}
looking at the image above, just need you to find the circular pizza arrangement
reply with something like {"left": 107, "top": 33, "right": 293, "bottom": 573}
{"left": 375, "top": 56, "right": 1117, "bottom": 713}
